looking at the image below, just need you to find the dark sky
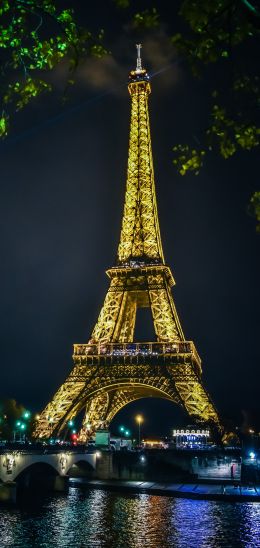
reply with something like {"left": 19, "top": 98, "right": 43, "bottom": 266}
{"left": 1, "top": 1, "right": 259, "bottom": 438}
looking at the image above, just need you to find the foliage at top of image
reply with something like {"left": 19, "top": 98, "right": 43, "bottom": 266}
{"left": 133, "top": 8, "right": 160, "bottom": 29}
{"left": 170, "top": 1, "right": 259, "bottom": 177}
{"left": 0, "top": 0, "right": 107, "bottom": 137}
{"left": 114, "top": 1, "right": 259, "bottom": 209}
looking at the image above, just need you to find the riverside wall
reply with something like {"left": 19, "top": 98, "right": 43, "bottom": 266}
{"left": 95, "top": 449, "right": 242, "bottom": 482}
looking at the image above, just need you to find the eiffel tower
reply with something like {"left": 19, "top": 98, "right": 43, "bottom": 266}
{"left": 34, "top": 46, "right": 222, "bottom": 441}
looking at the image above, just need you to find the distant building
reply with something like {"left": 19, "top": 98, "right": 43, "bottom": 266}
{"left": 172, "top": 426, "right": 210, "bottom": 448}
{"left": 142, "top": 439, "right": 168, "bottom": 449}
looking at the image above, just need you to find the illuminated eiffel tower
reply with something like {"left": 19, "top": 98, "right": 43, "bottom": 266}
{"left": 34, "top": 46, "right": 222, "bottom": 440}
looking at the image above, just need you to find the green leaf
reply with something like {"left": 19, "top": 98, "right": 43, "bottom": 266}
{"left": 0, "top": 114, "right": 8, "bottom": 138}
{"left": 133, "top": 8, "right": 159, "bottom": 29}
{"left": 249, "top": 192, "right": 260, "bottom": 232}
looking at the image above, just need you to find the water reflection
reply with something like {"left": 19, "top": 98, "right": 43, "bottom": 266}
{"left": 0, "top": 487, "right": 260, "bottom": 547}
{"left": 239, "top": 502, "right": 260, "bottom": 547}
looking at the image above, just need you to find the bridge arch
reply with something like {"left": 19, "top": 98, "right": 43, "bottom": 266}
{"left": 15, "top": 461, "right": 59, "bottom": 490}
{"left": 67, "top": 458, "right": 95, "bottom": 478}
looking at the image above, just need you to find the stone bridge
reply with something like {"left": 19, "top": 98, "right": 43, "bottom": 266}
{"left": 0, "top": 449, "right": 97, "bottom": 482}
{"left": 0, "top": 449, "right": 97, "bottom": 502}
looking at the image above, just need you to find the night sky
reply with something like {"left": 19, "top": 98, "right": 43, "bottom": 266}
{"left": 1, "top": 2, "right": 259, "bottom": 438}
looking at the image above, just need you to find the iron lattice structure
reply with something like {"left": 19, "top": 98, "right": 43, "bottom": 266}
{"left": 34, "top": 51, "right": 222, "bottom": 440}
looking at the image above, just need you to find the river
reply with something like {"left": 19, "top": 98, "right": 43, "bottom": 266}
{"left": 0, "top": 486, "right": 260, "bottom": 547}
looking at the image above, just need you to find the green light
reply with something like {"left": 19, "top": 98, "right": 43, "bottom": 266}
{"left": 72, "top": 429, "right": 77, "bottom": 434}
{"left": 125, "top": 430, "right": 130, "bottom": 437}
{"left": 119, "top": 426, "right": 125, "bottom": 432}
{"left": 23, "top": 411, "right": 30, "bottom": 419}
{"left": 16, "top": 421, "right": 21, "bottom": 427}
{"left": 20, "top": 424, "right": 26, "bottom": 430}
{"left": 68, "top": 420, "right": 74, "bottom": 427}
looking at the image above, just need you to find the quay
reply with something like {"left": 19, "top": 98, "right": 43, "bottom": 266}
{"left": 69, "top": 478, "right": 260, "bottom": 502}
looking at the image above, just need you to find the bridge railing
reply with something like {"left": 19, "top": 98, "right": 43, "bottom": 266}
{"left": 0, "top": 447, "right": 94, "bottom": 455}
{"left": 74, "top": 341, "right": 201, "bottom": 367}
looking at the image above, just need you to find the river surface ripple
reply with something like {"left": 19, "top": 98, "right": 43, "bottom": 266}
{"left": 0, "top": 487, "right": 260, "bottom": 547}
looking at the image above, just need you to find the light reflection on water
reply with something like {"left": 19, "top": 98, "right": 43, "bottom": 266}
{"left": 0, "top": 487, "right": 260, "bottom": 547}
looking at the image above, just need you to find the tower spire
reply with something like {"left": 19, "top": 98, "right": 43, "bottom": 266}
{"left": 136, "top": 43, "right": 142, "bottom": 72}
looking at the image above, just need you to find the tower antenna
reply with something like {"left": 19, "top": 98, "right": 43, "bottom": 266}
{"left": 136, "top": 43, "right": 142, "bottom": 72}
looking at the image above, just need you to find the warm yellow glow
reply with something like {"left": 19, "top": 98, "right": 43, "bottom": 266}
{"left": 89, "top": 76, "right": 185, "bottom": 344}
{"left": 32, "top": 60, "right": 222, "bottom": 442}
{"left": 143, "top": 440, "right": 164, "bottom": 447}
{"left": 118, "top": 80, "right": 163, "bottom": 263}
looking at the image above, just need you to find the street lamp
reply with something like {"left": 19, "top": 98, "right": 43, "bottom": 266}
{"left": 119, "top": 425, "right": 125, "bottom": 447}
{"left": 19, "top": 422, "right": 26, "bottom": 442}
{"left": 13, "top": 421, "right": 20, "bottom": 442}
{"left": 135, "top": 415, "right": 144, "bottom": 446}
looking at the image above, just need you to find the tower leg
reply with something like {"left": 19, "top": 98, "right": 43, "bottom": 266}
{"left": 90, "top": 278, "right": 125, "bottom": 342}
{"left": 112, "top": 293, "right": 137, "bottom": 342}
{"left": 148, "top": 273, "right": 184, "bottom": 341}
{"left": 78, "top": 392, "right": 110, "bottom": 441}
{"left": 172, "top": 365, "right": 221, "bottom": 427}
{"left": 33, "top": 364, "right": 99, "bottom": 439}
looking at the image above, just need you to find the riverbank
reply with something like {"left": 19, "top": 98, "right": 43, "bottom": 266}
{"left": 69, "top": 478, "right": 260, "bottom": 502}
